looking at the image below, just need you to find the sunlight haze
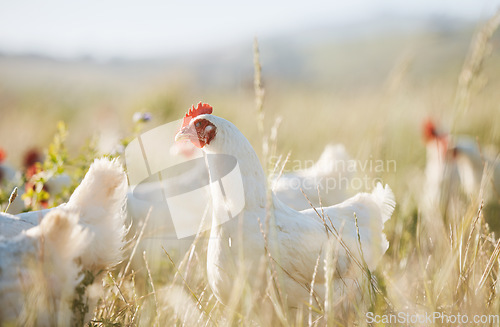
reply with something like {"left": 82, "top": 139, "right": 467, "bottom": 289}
{"left": 0, "top": 0, "right": 498, "bottom": 59}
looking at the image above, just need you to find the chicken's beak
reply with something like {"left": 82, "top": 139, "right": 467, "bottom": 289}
{"left": 175, "top": 126, "right": 197, "bottom": 142}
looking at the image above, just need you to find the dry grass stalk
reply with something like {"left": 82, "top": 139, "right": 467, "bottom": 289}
{"left": 454, "top": 9, "right": 500, "bottom": 118}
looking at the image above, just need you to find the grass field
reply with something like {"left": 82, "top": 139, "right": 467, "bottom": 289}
{"left": 1, "top": 12, "right": 500, "bottom": 326}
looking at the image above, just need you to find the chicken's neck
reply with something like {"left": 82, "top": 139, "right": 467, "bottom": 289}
{"left": 203, "top": 124, "right": 268, "bottom": 228}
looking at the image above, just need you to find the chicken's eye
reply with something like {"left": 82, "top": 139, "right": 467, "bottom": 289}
{"left": 195, "top": 121, "right": 201, "bottom": 128}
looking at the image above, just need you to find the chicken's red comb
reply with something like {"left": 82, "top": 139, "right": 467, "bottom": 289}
{"left": 0, "top": 148, "right": 6, "bottom": 163}
{"left": 422, "top": 118, "right": 442, "bottom": 142}
{"left": 182, "top": 102, "right": 213, "bottom": 128}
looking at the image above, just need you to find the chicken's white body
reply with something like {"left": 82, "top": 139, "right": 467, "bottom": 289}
{"left": 273, "top": 144, "right": 354, "bottom": 210}
{"left": 451, "top": 136, "right": 500, "bottom": 200}
{"left": 177, "top": 113, "right": 395, "bottom": 309}
{"left": 423, "top": 134, "right": 461, "bottom": 212}
{"left": 423, "top": 121, "right": 500, "bottom": 210}
{"left": 0, "top": 158, "right": 128, "bottom": 325}
{"left": 0, "top": 209, "right": 89, "bottom": 325}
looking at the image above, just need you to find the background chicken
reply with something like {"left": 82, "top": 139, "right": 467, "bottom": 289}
{"left": 451, "top": 136, "right": 500, "bottom": 201}
{"left": 423, "top": 119, "right": 500, "bottom": 211}
{"left": 273, "top": 143, "right": 354, "bottom": 210}
{"left": 0, "top": 158, "right": 128, "bottom": 325}
{"left": 422, "top": 119, "right": 461, "bottom": 216}
{"left": 175, "top": 103, "right": 395, "bottom": 312}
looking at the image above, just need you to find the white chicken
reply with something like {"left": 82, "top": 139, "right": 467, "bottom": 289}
{"left": 126, "top": 138, "right": 353, "bottom": 275}
{"left": 175, "top": 102, "right": 395, "bottom": 310}
{"left": 0, "top": 158, "right": 128, "bottom": 325}
{"left": 423, "top": 119, "right": 500, "bottom": 207}
{"left": 451, "top": 137, "right": 500, "bottom": 201}
{"left": 422, "top": 119, "right": 461, "bottom": 213}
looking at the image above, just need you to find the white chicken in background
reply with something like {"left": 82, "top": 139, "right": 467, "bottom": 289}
{"left": 273, "top": 143, "right": 354, "bottom": 210}
{"left": 422, "top": 119, "right": 461, "bottom": 213}
{"left": 423, "top": 119, "right": 500, "bottom": 209}
{"left": 175, "top": 103, "right": 395, "bottom": 310}
{"left": 0, "top": 158, "right": 128, "bottom": 325}
{"left": 451, "top": 137, "right": 500, "bottom": 201}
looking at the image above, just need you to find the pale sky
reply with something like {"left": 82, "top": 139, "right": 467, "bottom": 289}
{"left": 0, "top": 0, "right": 498, "bottom": 59}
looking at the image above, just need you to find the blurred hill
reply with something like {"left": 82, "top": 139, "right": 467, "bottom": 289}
{"left": 0, "top": 15, "right": 485, "bottom": 93}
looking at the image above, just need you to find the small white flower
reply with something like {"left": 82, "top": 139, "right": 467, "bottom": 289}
{"left": 133, "top": 112, "right": 152, "bottom": 123}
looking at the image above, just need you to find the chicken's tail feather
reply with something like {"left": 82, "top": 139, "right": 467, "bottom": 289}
{"left": 371, "top": 182, "right": 396, "bottom": 225}
{"left": 370, "top": 182, "right": 395, "bottom": 256}
{"left": 68, "top": 158, "right": 128, "bottom": 215}
{"left": 66, "top": 157, "right": 128, "bottom": 270}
